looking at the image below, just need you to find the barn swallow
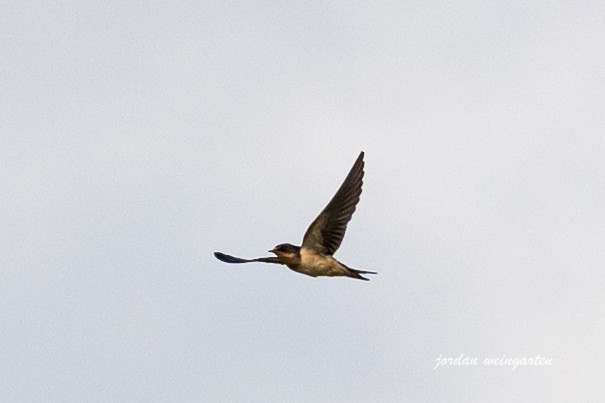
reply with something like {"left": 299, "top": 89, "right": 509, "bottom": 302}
{"left": 214, "top": 151, "right": 376, "bottom": 281}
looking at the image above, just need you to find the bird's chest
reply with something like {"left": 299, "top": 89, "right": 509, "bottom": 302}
{"left": 292, "top": 249, "right": 335, "bottom": 276}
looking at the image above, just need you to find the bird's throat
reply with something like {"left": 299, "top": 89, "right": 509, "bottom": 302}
{"left": 276, "top": 252, "right": 301, "bottom": 268}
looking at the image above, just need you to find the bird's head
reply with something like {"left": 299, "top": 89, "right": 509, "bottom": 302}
{"left": 269, "top": 243, "right": 300, "bottom": 261}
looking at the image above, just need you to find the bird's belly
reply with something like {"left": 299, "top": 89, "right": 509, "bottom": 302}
{"left": 293, "top": 248, "right": 346, "bottom": 277}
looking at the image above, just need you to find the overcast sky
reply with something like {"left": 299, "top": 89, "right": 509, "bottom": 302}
{"left": 2, "top": 1, "right": 604, "bottom": 402}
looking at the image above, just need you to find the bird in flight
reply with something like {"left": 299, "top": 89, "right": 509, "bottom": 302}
{"left": 214, "top": 151, "right": 376, "bottom": 281}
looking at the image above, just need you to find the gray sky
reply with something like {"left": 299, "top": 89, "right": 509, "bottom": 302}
{"left": 2, "top": 1, "right": 604, "bottom": 402}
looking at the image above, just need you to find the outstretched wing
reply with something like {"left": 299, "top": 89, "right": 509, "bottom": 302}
{"left": 214, "top": 252, "right": 282, "bottom": 265}
{"left": 302, "top": 151, "right": 364, "bottom": 256}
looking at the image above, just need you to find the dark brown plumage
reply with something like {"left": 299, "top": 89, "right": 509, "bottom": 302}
{"left": 302, "top": 151, "right": 364, "bottom": 256}
{"left": 214, "top": 151, "right": 375, "bottom": 280}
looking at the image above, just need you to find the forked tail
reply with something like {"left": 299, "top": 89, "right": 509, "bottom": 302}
{"left": 343, "top": 264, "right": 377, "bottom": 281}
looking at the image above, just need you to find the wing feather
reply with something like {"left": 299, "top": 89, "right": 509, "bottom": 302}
{"left": 301, "top": 151, "right": 364, "bottom": 255}
{"left": 214, "top": 252, "right": 282, "bottom": 264}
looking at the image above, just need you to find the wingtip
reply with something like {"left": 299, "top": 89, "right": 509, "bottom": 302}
{"left": 354, "top": 150, "right": 365, "bottom": 167}
{"left": 214, "top": 251, "right": 231, "bottom": 262}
